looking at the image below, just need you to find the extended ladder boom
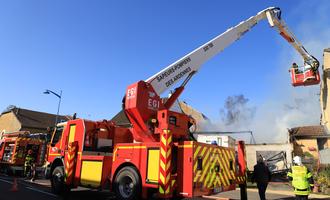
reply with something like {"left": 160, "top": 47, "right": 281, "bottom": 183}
{"left": 267, "top": 11, "right": 319, "bottom": 70}
{"left": 146, "top": 7, "right": 319, "bottom": 96}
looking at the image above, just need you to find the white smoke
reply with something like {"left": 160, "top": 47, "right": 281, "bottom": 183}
{"left": 201, "top": 2, "right": 330, "bottom": 143}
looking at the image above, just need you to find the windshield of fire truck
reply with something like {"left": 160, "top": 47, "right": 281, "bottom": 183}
{"left": 51, "top": 126, "right": 64, "bottom": 144}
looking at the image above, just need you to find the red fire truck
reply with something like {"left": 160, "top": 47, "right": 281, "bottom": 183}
{"left": 45, "top": 7, "right": 319, "bottom": 200}
{"left": 0, "top": 131, "right": 47, "bottom": 175}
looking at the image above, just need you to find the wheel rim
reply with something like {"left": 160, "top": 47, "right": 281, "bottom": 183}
{"left": 118, "top": 175, "right": 134, "bottom": 198}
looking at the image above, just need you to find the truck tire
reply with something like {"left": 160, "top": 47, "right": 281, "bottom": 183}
{"left": 51, "top": 166, "right": 68, "bottom": 195}
{"left": 114, "top": 166, "right": 141, "bottom": 200}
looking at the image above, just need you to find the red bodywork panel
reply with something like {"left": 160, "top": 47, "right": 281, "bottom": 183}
{"left": 124, "top": 81, "right": 190, "bottom": 142}
{"left": 125, "top": 81, "right": 164, "bottom": 142}
{"left": 290, "top": 68, "right": 320, "bottom": 87}
{"left": 156, "top": 109, "right": 190, "bottom": 139}
{"left": 112, "top": 143, "right": 160, "bottom": 190}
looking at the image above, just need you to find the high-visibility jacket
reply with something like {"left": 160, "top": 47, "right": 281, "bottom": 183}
{"left": 24, "top": 154, "right": 35, "bottom": 167}
{"left": 287, "top": 165, "right": 313, "bottom": 196}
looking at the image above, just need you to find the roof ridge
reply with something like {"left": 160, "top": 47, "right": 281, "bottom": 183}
{"left": 15, "top": 107, "right": 66, "bottom": 117}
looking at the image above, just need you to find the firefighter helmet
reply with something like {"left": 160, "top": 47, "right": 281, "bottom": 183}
{"left": 293, "top": 156, "right": 302, "bottom": 165}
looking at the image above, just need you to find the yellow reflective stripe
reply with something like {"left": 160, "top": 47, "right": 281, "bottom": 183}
{"left": 219, "top": 149, "right": 231, "bottom": 185}
{"left": 166, "top": 160, "right": 171, "bottom": 171}
{"left": 166, "top": 173, "right": 171, "bottom": 184}
{"left": 166, "top": 148, "right": 171, "bottom": 159}
{"left": 161, "top": 136, "right": 167, "bottom": 146}
{"left": 49, "top": 153, "right": 61, "bottom": 156}
{"left": 198, "top": 148, "right": 212, "bottom": 182}
{"left": 167, "top": 135, "right": 172, "bottom": 144}
{"left": 218, "top": 155, "right": 230, "bottom": 186}
{"left": 178, "top": 144, "right": 193, "bottom": 148}
{"left": 163, "top": 129, "right": 170, "bottom": 134}
{"left": 194, "top": 146, "right": 202, "bottom": 159}
{"left": 159, "top": 186, "right": 164, "bottom": 194}
{"left": 160, "top": 160, "right": 165, "bottom": 171}
{"left": 171, "top": 179, "right": 176, "bottom": 187}
{"left": 161, "top": 148, "right": 166, "bottom": 158}
{"left": 193, "top": 146, "right": 202, "bottom": 172}
{"left": 159, "top": 173, "right": 165, "bottom": 184}
{"left": 207, "top": 153, "right": 222, "bottom": 188}
{"left": 225, "top": 149, "right": 235, "bottom": 179}
{"left": 203, "top": 148, "right": 218, "bottom": 186}
{"left": 219, "top": 171, "right": 226, "bottom": 186}
{"left": 208, "top": 156, "right": 222, "bottom": 188}
{"left": 194, "top": 146, "right": 208, "bottom": 182}
{"left": 222, "top": 149, "right": 234, "bottom": 180}
{"left": 165, "top": 186, "right": 170, "bottom": 194}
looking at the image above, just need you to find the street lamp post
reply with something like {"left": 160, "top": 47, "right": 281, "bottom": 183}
{"left": 43, "top": 89, "right": 62, "bottom": 126}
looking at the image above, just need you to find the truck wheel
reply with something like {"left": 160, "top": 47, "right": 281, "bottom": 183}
{"left": 51, "top": 166, "right": 68, "bottom": 195}
{"left": 114, "top": 166, "right": 141, "bottom": 200}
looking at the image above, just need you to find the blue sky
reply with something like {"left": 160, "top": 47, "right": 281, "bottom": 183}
{"left": 0, "top": 0, "right": 327, "bottom": 135}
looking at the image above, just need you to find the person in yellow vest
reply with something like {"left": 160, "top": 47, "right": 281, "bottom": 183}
{"left": 24, "top": 149, "right": 35, "bottom": 178}
{"left": 287, "top": 156, "right": 314, "bottom": 200}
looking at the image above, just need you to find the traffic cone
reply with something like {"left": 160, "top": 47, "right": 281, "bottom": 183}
{"left": 10, "top": 178, "right": 18, "bottom": 192}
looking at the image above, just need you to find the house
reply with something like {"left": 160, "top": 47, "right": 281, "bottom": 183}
{"left": 320, "top": 48, "right": 330, "bottom": 133}
{"left": 0, "top": 106, "right": 71, "bottom": 138}
{"left": 288, "top": 125, "right": 330, "bottom": 159}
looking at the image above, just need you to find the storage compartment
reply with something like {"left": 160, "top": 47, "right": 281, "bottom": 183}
{"left": 177, "top": 142, "right": 237, "bottom": 198}
{"left": 80, "top": 161, "right": 103, "bottom": 187}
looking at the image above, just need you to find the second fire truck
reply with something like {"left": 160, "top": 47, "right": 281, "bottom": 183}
{"left": 0, "top": 131, "right": 46, "bottom": 175}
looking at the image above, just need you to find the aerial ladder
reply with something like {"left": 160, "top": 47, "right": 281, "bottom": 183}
{"left": 125, "top": 6, "right": 320, "bottom": 143}
{"left": 47, "top": 7, "right": 319, "bottom": 200}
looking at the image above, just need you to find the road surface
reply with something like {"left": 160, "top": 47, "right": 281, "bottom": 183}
{"left": 0, "top": 175, "right": 115, "bottom": 200}
{"left": 0, "top": 175, "right": 329, "bottom": 200}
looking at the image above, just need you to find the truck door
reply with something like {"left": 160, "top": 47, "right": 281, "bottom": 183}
{"left": 48, "top": 126, "right": 65, "bottom": 162}
{"left": 65, "top": 124, "right": 76, "bottom": 150}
